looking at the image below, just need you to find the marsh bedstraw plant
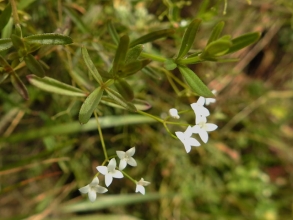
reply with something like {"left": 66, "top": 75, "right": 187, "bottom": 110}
{"left": 0, "top": 0, "right": 260, "bottom": 202}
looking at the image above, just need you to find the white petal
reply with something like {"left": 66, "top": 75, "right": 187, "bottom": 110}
{"left": 184, "top": 126, "right": 194, "bottom": 137}
{"left": 108, "top": 158, "right": 117, "bottom": 171}
{"left": 97, "top": 166, "right": 108, "bottom": 175}
{"left": 188, "top": 137, "right": 201, "bottom": 147}
{"left": 136, "top": 185, "right": 145, "bottom": 195}
{"left": 94, "top": 185, "right": 108, "bottom": 194}
{"left": 116, "top": 151, "right": 126, "bottom": 159}
{"left": 91, "top": 177, "right": 99, "bottom": 185}
{"left": 199, "top": 130, "right": 208, "bottom": 143}
{"left": 119, "top": 159, "right": 127, "bottom": 170}
{"left": 88, "top": 189, "right": 97, "bottom": 202}
{"left": 79, "top": 185, "right": 90, "bottom": 194}
{"left": 191, "top": 125, "right": 200, "bottom": 134}
{"left": 175, "top": 131, "right": 184, "bottom": 141}
{"left": 112, "top": 170, "right": 124, "bottom": 178}
{"left": 183, "top": 143, "right": 191, "bottom": 153}
{"left": 197, "top": 97, "right": 205, "bottom": 106}
{"left": 126, "top": 147, "right": 136, "bottom": 156}
{"left": 205, "top": 123, "right": 218, "bottom": 131}
{"left": 127, "top": 157, "right": 137, "bottom": 167}
{"left": 205, "top": 98, "right": 216, "bottom": 105}
{"left": 105, "top": 174, "right": 113, "bottom": 187}
{"left": 196, "top": 115, "right": 207, "bottom": 125}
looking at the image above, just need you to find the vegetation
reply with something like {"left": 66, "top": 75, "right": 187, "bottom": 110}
{"left": 0, "top": 0, "right": 292, "bottom": 219}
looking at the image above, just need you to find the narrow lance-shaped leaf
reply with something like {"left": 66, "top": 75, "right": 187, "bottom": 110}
{"left": 0, "top": 38, "right": 13, "bottom": 51}
{"left": 27, "top": 75, "right": 87, "bottom": 97}
{"left": 107, "top": 20, "right": 119, "bottom": 45}
{"left": 225, "top": 32, "right": 260, "bottom": 54}
{"left": 207, "top": 21, "right": 225, "bottom": 45}
{"left": 130, "top": 29, "right": 175, "bottom": 47}
{"left": 201, "top": 39, "right": 232, "bottom": 58}
{"left": 24, "top": 54, "right": 45, "bottom": 77}
{"left": 11, "top": 72, "right": 29, "bottom": 100}
{"left": 176, "top": 19, "right": 201, "bottom": 60}
{"left": 112, "top": 35, "right": 129, "bottom": 75}
{"left": 81, "top": 47, "right": 103, "bottom": 85}
{"left": 114, "top": 78, "right": 134, "bottom": 101}
{"left": 125, "top": 44, "right": 144, "bottom": 64}
{"left": 63, "top": 7, "right": 90, "bottom": 34}
{"left": 105, "top": 87, "right": 137, "bottom": 112}
{"left": 0, "top": 3, "right": 12, "bottom": 31}
{"left": 120, "top": 61, "right": 142, "bottom": 77}
{"left": 79, "top": 87, "right": 104, "bottom": 124}
{"left": 178, "top": 65, "right": 213, "bottom": 97}
{"left": 24, "top": 33, "right": 73, "bottom": 45}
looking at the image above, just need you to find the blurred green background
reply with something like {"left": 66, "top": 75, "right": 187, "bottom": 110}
{"left": 0, "top": 0, "right": 293, "bottom": 219}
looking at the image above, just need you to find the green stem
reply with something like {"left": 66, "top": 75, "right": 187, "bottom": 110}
{"left": 176, "top": 56, "right": 202, "bottom": 65}
{"left": 140, "top": 52, "right": 167, "bottom": 62}
{"left": 94, "top": 111, "right": 108, "bottom": 161}
{"left": 10, "top": 0, "right": 20, "bottom": 24}
{"left": 121, "top": 170, "right": 136, "bottom": 183}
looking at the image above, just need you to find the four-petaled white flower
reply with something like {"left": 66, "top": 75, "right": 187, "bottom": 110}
{"left": 175, "top": 126, "right": 201, "bottom": 153}
{"left": 192, "top": 116, "right": 218, "bottom": 143}
{"left": 169, "top": 108, "right": 180, "bottom": 119}
{"left": 116, "top": 147, "right": 137, "bottom": 170}
{"left": 190, "top": 97, "right": 210, "bottom": 124}
{"left": 96, "top": 158, "right": 124, "bottom": 187}
{"left": 135, "top": 178, "right": 151, "bottom": 195}
{"left": 79, "top": 177, "right": 108, "bottom": 202}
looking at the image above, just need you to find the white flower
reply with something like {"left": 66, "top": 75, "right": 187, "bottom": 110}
{"left": 96, "top": 158, "right": 124, "bottom": 187}
{"left": 116, "top": 147, "right": 137, "bottom": 170}
{"left": 192, "top": 116, "right": 218, "bottom": 143}
{"left": 79, "top": 177, "right": 108, "bottom": 202}
{"left": 169, "top": 108, "right": 180, "bottom": 119}
{"left": 190, "top": 97, "right": 210, "bottom": 124}
{"left": 175, "top": 126, "right": 201, "bottom": 153}
{"left": 135, "top": 178, "right": 151, "bottom": 195}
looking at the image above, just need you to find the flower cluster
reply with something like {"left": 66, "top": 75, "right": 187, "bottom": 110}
{"left": 172, "top": 95, "right": 218, "bottom": 153}
{"left": 79, "top": 147, "right": 150, "bottom": 202}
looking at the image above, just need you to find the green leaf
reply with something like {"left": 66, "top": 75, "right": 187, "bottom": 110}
{"left": 202, "top": 39, "right": 232, "bottom": 57}
{"left": 79, "top": 87, "right": 104, "bottom": 124}
{"left": 178, "top": 65, "right": 213, "bottom": 97}
{"left": 107, "top": 20, "right": 119, "bottom": 45}
{"left": 141, "top": 66, "right": 162, "bottom": 80}
{"left": 114, "top": 78, "right": 134, "bottom": 101}
{"left": 63, "top": 7, "right": 90, "bottom": 34}
{"left": 207, "top": 21, "right": 225, "bottom": 45}
{"left": 0, "top": 115, "right": 155, "bottom": 143}
{"left": 225, "top": 32, "right": 260, "bottom": 54}
{"left": 105, "top": 87, "right": 137, "bottom": 112}
{"left": 125, "top": 44, "right": 144, "bottom": 64}
{"left": 176, "top": 19, "right": 201, "bottom": 60}
{"left": 24, "top": 33, "right": 73, "bottom": 45}
{"left": 24, "top": 54, "right": 45, "bottom": 77}
{"left": 164, "top": 59, "right": 177, "bottom": 70}
{"left": 11, "top": 34, "right": 26, "bottom": 54}
{"left": 119, "top": 60, "right": 142, "bottom": 77}
{"left": 112, "top": 35, "right": 129, "bottom": 75}
{"left": 130, "top": 28, "right": 175, "bottom": 47}
{"left": 11, "top": 72, "right": 29, "bottom": 100}
{"left": 81, "top": 47, "right": 103, "bottom": 85}
{"left": 0, "top": 3, "right": 12, "bottom": 31}
{"left": 27, "top": 75, "right": 86, "bottom": 97}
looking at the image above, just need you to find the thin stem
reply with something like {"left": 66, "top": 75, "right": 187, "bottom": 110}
{"left": 94, "top": 111, "right": 108, "bottom": 161}
{"left": 121, "top": 170, "right": 136, "bottom": 183}
{"left": 10, "top": 0, "right": 20, "bottom": 24}
{"left": 140, "top": 52, "right": 167, "bottom": 62}
{"left": 137, "top": 110, "right": 164, "bottom": 123}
